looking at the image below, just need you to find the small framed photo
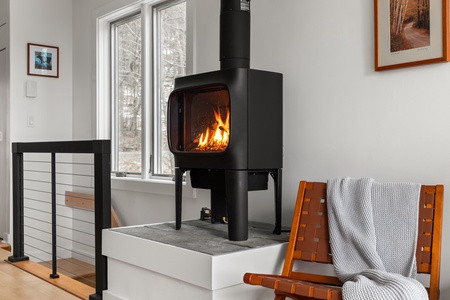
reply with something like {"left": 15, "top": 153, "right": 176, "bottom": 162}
{"left": 27, "top": 43, "right": 59, "bottom": 78}
{"left": 374, "top": 0, "right": 449, "bottom": 71}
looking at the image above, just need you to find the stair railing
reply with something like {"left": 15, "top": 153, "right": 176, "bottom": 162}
{"left": 8, "top": 140, "right": 111, "bottom": 300}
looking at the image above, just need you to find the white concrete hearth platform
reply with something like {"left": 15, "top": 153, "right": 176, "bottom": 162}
{"left": 102, "top": 220, "right": 289, "bottom": 300}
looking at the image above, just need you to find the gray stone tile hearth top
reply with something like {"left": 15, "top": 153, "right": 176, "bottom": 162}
{"left": 111, "top": 220, "right": 290, "bottom": 256}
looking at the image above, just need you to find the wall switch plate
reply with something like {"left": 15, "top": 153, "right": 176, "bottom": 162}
{"left": 0, "top": 131, "right": 3, "bottom": 141}
{"left": 27, "top": 115, "right": 35, "bottom": 127}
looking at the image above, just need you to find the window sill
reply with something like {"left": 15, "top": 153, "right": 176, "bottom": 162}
{"left": 111, "top": 175, "right": 196, "bottom": 198}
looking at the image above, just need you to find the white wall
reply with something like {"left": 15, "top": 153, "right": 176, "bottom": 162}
{"left": 71, "top": 0, "right": 450, "bottom": 296}
{"left": 0, "top": 50, "right": 8, "bottom": 240}
{"left": 72, "top": 0, "right": 97, "bottom": 140}
{"left": 9, "top": 0, "right": 73, "bottom": 142}
{"left": 0, "top": 0, "right": 9, "bottom": 240}
{"left": 0, "top": 0, "right": 7, "bottom": 27}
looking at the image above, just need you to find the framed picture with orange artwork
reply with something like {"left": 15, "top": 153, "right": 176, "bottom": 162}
{"left": 374, "top": 0, "right": 450, "bottom": 71}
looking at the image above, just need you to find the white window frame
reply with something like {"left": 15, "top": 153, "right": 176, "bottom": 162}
{"left": 95, "top": 0, "right": 195, "bottom": 195}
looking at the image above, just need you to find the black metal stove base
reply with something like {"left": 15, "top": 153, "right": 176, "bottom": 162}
{"left": 175, "top": 168, "right": 282, "bottom": 241}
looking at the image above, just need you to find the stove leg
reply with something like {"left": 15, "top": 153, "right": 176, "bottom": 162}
{"left": 225, "top": 170, "right": 248, "bottom": 241}
{"left": 175, "top": 168, "right": 185, "bottom": 230}
{"left": 270, "top": 169, "right": 282, "bottom": 235}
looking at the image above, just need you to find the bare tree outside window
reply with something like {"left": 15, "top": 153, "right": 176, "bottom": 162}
{"left": 155, "top": 1, "right": 186, "bottom": 175}
{"left": 111, "top": 1, "right": 186, "bottom": 177}
{"left": 114, "top": 15, "right": 142, "bottom": 173}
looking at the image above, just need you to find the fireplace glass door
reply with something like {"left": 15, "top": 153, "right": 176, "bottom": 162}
{"left": 168, "top": 85, "right": 231, "bottom": 153}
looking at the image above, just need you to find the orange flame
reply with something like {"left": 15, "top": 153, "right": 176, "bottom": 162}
{"left": 196, "top": 108, "right": 230, "bottom": 151}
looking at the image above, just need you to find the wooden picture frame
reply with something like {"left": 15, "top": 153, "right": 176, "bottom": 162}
{"left": 374, "top": 0, "right": 450, "bottom": 71}
{"left": 27, "top": 43, "right": 59, "bottom": 78}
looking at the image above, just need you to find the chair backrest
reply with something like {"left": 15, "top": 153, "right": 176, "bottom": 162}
{"left": 282, "top": 181, "right": 443, "bottom": 299}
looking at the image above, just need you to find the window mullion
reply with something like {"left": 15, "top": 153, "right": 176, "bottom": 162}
{"left": 111, "top": 23, "right": 119, "bottom": 172}
{"left": 141, "top": 4, "right": 153, "bottom": 179}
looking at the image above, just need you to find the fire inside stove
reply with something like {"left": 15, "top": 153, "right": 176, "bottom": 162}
{"left": 196, "top": 107, "right": 229, "bottom": 151}
{"left": 168, "top": 85, "right": 231, "bottom": 153}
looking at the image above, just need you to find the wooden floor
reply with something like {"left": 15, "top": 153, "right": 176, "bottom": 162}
{"left": 39, "top": 258, "right": 96, "bottom": 288}
{"left": 0, "top": 249, "right": 86, "bottom": 299}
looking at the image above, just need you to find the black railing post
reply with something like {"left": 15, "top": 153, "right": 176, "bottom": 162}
{"left": 50, "top": 153, "right": 59, "bottom": 279}
{"left": 8, "top": 144, "right": 29, "bottom": 262}
{"left": 90, "top": 140, "right": 111, "bottom": 300}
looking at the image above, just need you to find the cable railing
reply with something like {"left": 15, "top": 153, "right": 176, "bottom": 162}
{"left": 23, "top": 154, "right": 96, "bottom": 284}
{"left": 8, "top": 140, "right": 111, "bottom": 300}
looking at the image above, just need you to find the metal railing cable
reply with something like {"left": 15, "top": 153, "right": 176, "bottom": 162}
{"left": 8, "top": 140, "right": 111, "bottom": 300}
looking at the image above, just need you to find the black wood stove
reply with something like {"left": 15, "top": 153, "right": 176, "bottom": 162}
{"left": 167, "top": 0, "right": 282, "bottom": 241}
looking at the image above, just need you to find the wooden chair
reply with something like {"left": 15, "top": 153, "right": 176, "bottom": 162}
{"left": 244, "top": 181, "right": 444, "bottom": 300}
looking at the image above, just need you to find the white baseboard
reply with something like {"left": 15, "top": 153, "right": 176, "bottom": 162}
{"left": 2, "top": 232, "right": 10, "bottom": 243}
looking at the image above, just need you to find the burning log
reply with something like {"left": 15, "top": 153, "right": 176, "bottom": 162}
{"left": 195, "top": 107, "right": 230, "bottom": 151}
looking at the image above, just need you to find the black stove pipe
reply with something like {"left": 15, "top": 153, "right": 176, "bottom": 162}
{"left": 220, "top": 0, "right": 250, "bottom": 69}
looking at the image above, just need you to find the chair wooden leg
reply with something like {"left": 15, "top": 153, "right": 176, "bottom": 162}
{"left": 274, "top": 293, "right": 286, "bottom": 300}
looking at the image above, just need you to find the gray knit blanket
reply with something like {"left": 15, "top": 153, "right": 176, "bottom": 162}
{"left": 326, "top": 178, "right": 428, "bottom": 300}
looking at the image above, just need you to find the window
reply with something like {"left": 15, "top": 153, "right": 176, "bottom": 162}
{"left": 108, "top": 0, "right": 187, "bottom": 178}
{"left": 112, "top": 14, "right": 142, "bottom": 174}
{"left": 154, "top": 1, "right": 187, "bottom": 175}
